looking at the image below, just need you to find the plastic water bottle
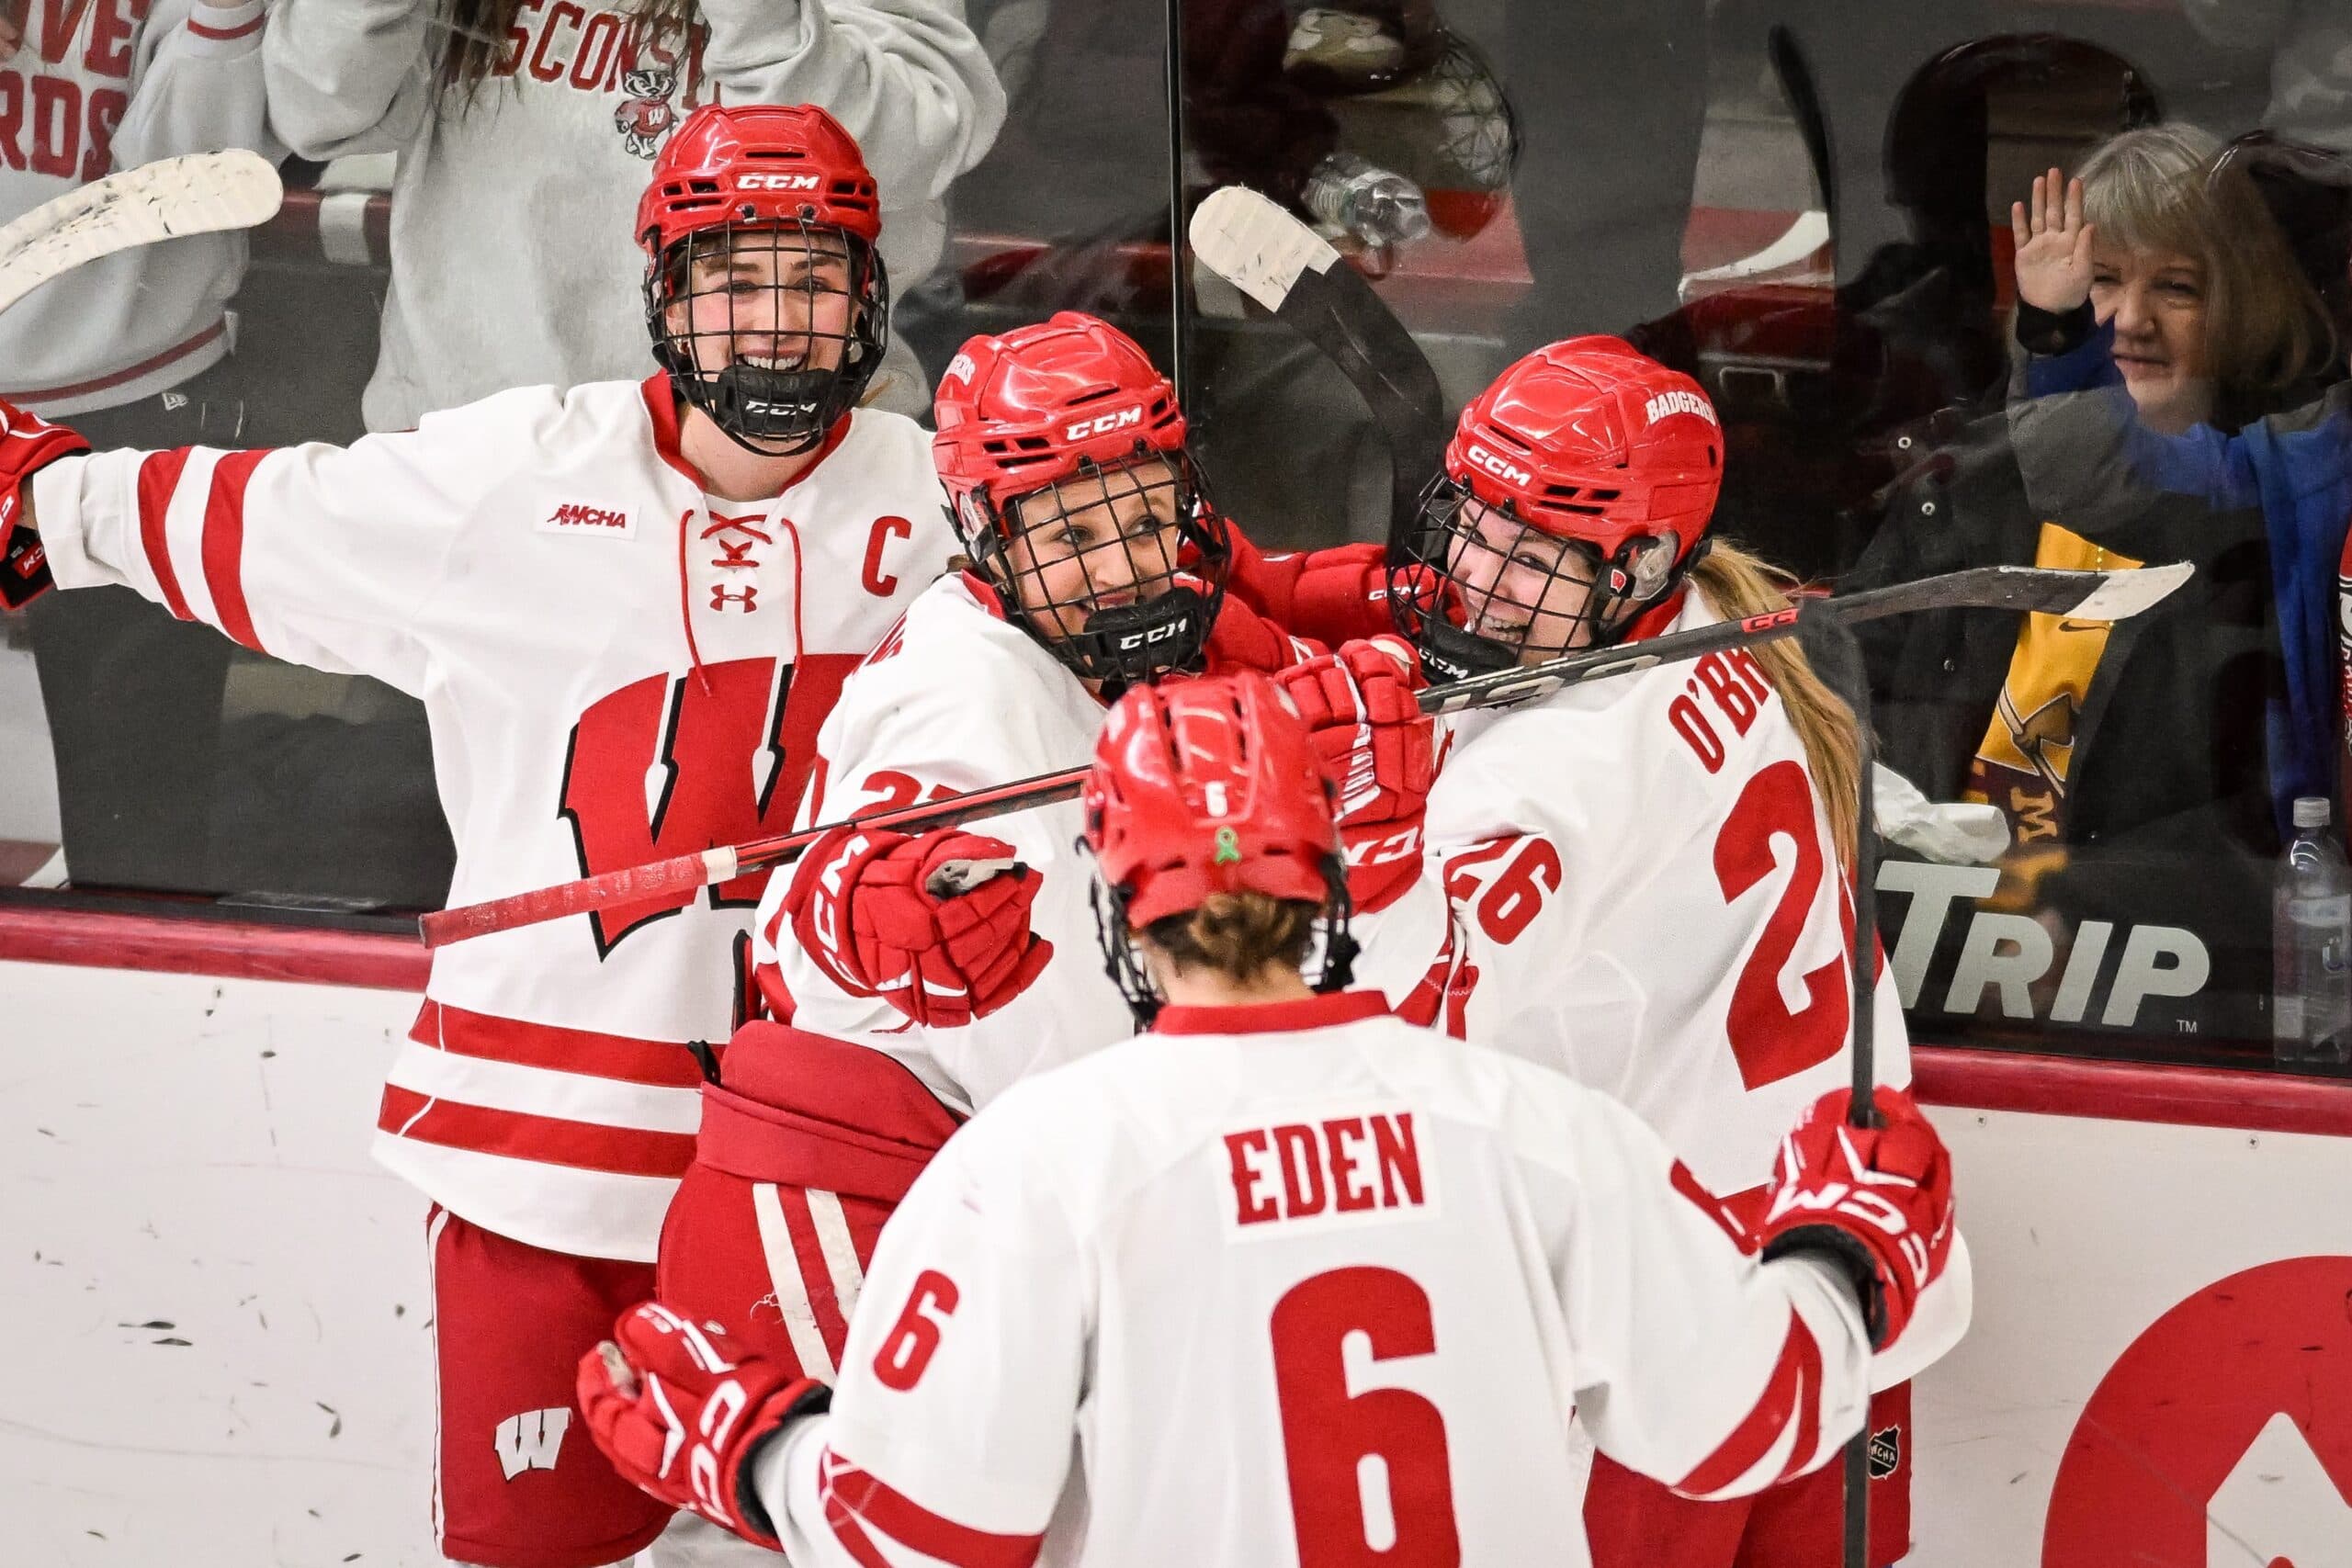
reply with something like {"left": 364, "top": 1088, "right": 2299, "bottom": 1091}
{"left": 2273, "top": 795, "right": 2352, "bottom": 1066}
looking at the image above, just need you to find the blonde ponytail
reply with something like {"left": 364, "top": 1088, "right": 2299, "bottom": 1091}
{"left": 1687, "top": 544, "right": 1864, "bottom": 866}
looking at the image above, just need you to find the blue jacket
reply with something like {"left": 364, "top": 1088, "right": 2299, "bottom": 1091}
{"left": 2026, "top": 325, "right": 2352, "bottom": 836}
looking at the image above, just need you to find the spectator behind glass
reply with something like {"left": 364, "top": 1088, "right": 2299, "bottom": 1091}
{"left": 2003, "top": 131, "right": 2350, "bottom": 840}
{"left": 1850, "top": 124, "right": 2335, "bottom": 880}
{"left": 0, "top": 0, "right": 285, "bottom": 891}
{"left": 262, "top": 0, "right": 1006, "bottom": 432}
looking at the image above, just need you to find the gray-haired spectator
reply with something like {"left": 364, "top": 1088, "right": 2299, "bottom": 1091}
{"left": 263, "top": 0, "right": 1006, "bottom": 430}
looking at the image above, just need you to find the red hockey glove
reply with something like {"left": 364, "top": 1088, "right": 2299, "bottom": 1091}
{"left": 1219, "top": 530, "right": 1393, "bottom": 647}
{"left": 1274, "top": 637, "right": 1435, "bottom": 912}
{"left": 784, "top": 825, "right": 1054, "bottom": 1028}
{"left": 1200, "top": 585, "right": 1315, "bottom": 675}
{"left": 578, "top": 1302, "right": 830, "bottom": 1550}
{"left": 0, "top": 396, "right": 88, "bottom": 610}
{"left": 1758, "top": 1087, "right": 1955, "bottom": 1350}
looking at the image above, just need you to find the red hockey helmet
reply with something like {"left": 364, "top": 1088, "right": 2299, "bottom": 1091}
{"left": 1083, "top": 671, "right": 1354, "bottom": 1021}
{"left": 639, "top": 104, "right": 888, "bottom": 457}
{"left": 933, "top": 313, "right": 1230, "bottom": 689}
{"left": 1389, "top": 336, "right": 1725, "bottom": 678}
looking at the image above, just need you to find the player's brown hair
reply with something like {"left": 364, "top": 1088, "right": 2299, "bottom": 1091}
{"left": 1144, "top": 893, "right": 1321, "bottom": 981}
{"left": 1689, "top": 544, "right": 1863, "bottom": 866}
{"left": 436, "top": 0, "right": 701, "bottom": 96}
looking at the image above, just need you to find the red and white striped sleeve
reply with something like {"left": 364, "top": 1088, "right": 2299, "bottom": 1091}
{"left": 1554, "top": 1089, "right": 1875, "bottom": 1500}
{"left": 28, "top": 391, "right": 540, "bottom": 695}
{"left": 750, "top": 1105, "right": 1083, "bottom": 1568}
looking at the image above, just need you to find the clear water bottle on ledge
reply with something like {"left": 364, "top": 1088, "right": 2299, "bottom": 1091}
{"left": 2274, "top": 795, "right": 2352, "bottom": 1066}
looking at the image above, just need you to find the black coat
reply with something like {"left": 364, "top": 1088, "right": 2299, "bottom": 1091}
{"left": 1845, "top": 411, "right": 2281, "bottom": 863}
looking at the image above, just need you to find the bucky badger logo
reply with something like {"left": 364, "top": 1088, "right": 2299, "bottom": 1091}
{"left": 614, "top": 68, "right": 679, "bottom": 159}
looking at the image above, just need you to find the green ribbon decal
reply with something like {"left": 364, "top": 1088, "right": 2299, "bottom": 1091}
{"left": 1213, "top": 827, "right": 1242, "bottom": 865}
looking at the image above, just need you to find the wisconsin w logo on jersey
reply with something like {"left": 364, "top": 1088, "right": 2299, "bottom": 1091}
{"left": 560, "top": 654, "right": 858, "bottom": 953}
{"left": 492, "top": 1408, "right": 571, "bottom": 1480}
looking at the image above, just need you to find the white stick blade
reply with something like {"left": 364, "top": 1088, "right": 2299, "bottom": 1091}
{"left": 0, "top": 150, "right": 284, "bottom": 316}
{"left": 1188, "top": 186, "right": 1340, "bottom": 315}
{"left": 2064, "top": 559, "right": 2194, "bottom": 622}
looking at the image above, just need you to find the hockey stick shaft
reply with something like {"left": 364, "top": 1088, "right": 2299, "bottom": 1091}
{"left": 418, "top": 560, "right": 2188, "bottom": 948}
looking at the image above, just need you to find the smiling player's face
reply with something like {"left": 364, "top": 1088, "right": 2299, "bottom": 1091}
{"left": 1001, "top": 456, "right": 1188, "bottom": 644}
{"left": 1441, "top": 497, "right": 1600, "bottom": 663}
{"left": 667, "top": 228, "right": 855, "bottom": 378}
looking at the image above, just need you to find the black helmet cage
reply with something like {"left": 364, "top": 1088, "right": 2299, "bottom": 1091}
{"left": 1082, "top": 848, "right": 1361, "bottom": 1030}
{"left": 1387, "top": 473, "right": 1695, "bottom": 684}
{"left": 646, "top": 216, "right": 890, "bottom": 457}
{"left": 955, "top": 446, "right": 1233, "bottom": 693}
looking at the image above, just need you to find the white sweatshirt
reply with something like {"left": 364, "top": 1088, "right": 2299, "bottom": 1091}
{"left": 262, "top": 0, "right": 1007, "bottom": 431}
{"left": 0, "top": 0, "right": 282, "bottom": 415}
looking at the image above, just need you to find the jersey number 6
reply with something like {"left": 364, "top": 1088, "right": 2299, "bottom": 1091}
{"left": 1271, "top": 1267, "right": 1461, "bottom": 1567}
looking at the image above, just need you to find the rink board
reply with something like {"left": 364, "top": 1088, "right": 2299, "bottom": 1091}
{"left": 3, "top": 932, "right": 2348, "bottom": 1567}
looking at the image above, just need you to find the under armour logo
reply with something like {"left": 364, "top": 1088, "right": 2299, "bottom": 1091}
{"left": 492, "top": 1408, "right": 571, "bottom": 1480}
{"left": 711, "top": 585, "right": 759, "bottom": 612}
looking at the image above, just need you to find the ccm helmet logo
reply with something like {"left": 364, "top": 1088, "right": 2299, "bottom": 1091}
{"left": 1066, "top": 406, "right": 1144, "bottom": 442}
{"left": 1465, "top": 443, "right": 1532, "bottom": 487}
{"left": 736, "top": 173, "right": 822, "bottom": 192}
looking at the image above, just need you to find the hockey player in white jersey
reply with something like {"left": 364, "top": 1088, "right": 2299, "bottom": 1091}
{"left": 575, "top": 669, "right": 1962, "bottom": 1567}
{"left": 650, "top": 311, "right": 1446, "bottom": 1401}
{"left": 1383, "top": 335, "right": 1960, "bottom": 1566}
{"left": 752, "top": 310, "right": 1441, "bottom": 1106}
{"left": 0, "top": 103, "right": 954, "bottom": 1568}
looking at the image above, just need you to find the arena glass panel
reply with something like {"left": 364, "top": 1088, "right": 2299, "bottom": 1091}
{"left": 0, "top": 4, "right": 1176, "bottom": 925}
{"left": 1170, "top": 0, "right": 2352, "bottom": 1080}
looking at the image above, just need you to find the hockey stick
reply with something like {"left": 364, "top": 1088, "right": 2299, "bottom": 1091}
{"left": 1792, "top": 604, "right": 1880, "bottom": 1568}
{"left": 1187, "top": 186, "right": 1448, "bottom": 537}
{"left": 0, "top": 149, "right": 283, "bottom": 316}
{"left": 417, "top": 560, "right": 2188, "bottom": 948}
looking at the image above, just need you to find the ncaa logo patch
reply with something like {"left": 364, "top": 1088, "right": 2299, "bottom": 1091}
{"left": 1867, "top": 1426, "right": 1902, "bottom": 1481}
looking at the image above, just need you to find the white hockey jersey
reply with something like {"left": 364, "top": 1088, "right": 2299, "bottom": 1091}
{"left": 1421, "top": 587, "right": 1910, "bottom": 1201}
{"left": 753, "top": 571, "right": 1449, "bottom": 1114}
{"left": 751, "top": 991, "right": 1875, "bottom": 1568}
{"left": 1409, "top": 586, "right": 1972, "bottom": 1385}
{"left": 0, "top": 0, "right": 280, "bottom": 414}
{"left": 30, "top": 376, "right": 953, "bottom": 1258}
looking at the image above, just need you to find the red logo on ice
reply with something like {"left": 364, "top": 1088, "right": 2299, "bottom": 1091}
{"left": 2042, "top": 1254, "right": 2352, "bottom": 1566}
